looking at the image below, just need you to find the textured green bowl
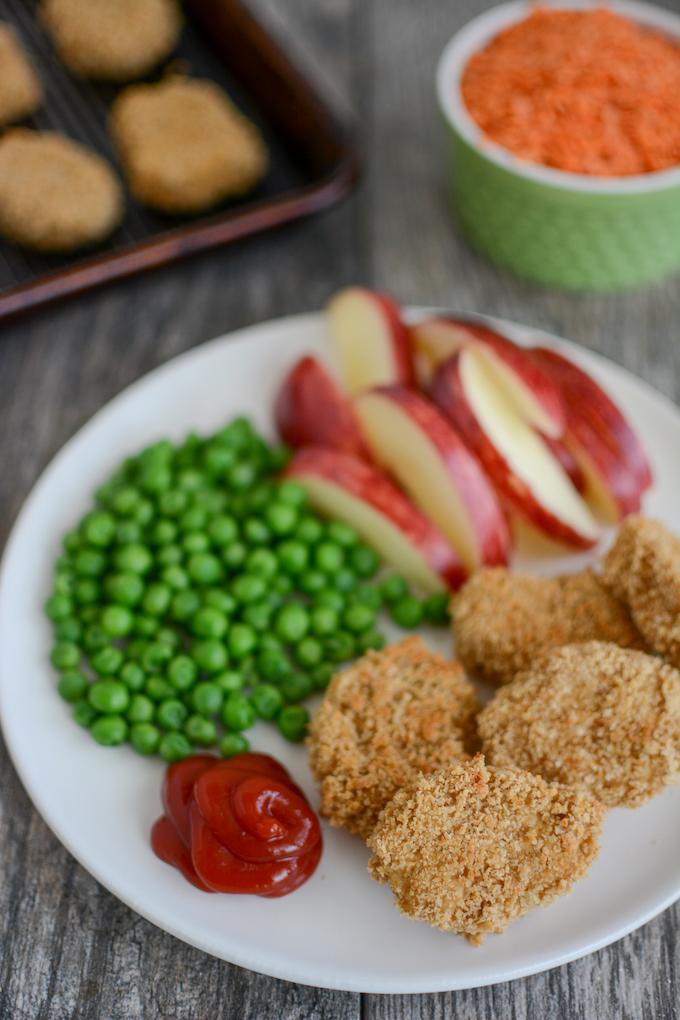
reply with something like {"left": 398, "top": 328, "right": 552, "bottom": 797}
{"left": 437, "top": 1, "right": 680, "bottom": 292}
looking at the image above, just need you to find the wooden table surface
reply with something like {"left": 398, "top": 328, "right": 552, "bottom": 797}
{"left": 1, "top": 1, "right": 680, "bottom": 1016}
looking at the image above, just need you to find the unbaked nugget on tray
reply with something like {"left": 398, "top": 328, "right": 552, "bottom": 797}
{"left": 0, "top": 23, "right": 42, "bottom": 127}
{"left": 110, "top": 77, "right": 268, "bottom": 214}
{"left": 307, "top": 636, "right": 479, "bottom": 839}
{"left": 602, "top": 515, "right": 680, "bottom": 668}
{"left": 451, "top": 567, "right": 643, "bottom": 686}
{"left": 367, "top": 755, "right": 605, "bottom": 944}
{"left": 479, "top": 641, "right": 680, "bottom": 807}
{"left": 41, "top": 0, "right": 182, "bottom": 81}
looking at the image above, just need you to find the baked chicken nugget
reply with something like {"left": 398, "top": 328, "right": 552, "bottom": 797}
{"left": 41, "top": 0, "right": 181, "bottom": 81}
{"left": 451, "top": 566, "right": 643, "bottom": 686}
{"left": 0, "top": 24, "right": 42, "bottom": 127}
{"left": 307, "top": 637, "right": 479, "bottom": 839}
{"left": 367, "top": 755, "right": 604, "bottom": 944}
{"left": 479, "top": 641, "right": 680, "bottom": 807}
{"left": 0, "top": 130, "right": 122, "bottom": 252}
{"left": 110, "top": 78, "right": 268, "bottom": 214}
{"left": 602, "top": 515, "right": 680, "bottom": 668}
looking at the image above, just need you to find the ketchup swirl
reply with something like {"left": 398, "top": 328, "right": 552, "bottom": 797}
{"left": 151, "top": 753, "right": 322, "bottom": 896}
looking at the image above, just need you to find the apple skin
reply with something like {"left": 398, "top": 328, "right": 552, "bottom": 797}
{"left": 411, "top": 317, "right": 565, "bottom": 438}
{"left": 531, "top": 346, "right": 653, "bottom": 497}
{"left": 540, "top": 434, "right": 586, "bottom": 494}
{"left": 355, "top": 384, "right": 511, "bottom": 568}
{"left": 327, "top": 287, "right": 416, "bottom": 391}
{"left": 430, "top": 351, "right": 598, "bottom": 550}
{"left": 285, "top": 445, "right": 467, "bottom": 590}
{"left": 274, "top": 355, "right": 371, "bottom": 461}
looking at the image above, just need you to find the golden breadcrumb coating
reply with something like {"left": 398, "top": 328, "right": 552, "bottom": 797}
{"left": 479, "top": 641, "right": 680, "bottom": 807}
{"left": 0, "top": 24, "right": 42, "bottom": 127}
{"left": 41, "top": 0, "right": 181, "bottom": 81}
{"left": 602, "top": 515, "right": 680, "bottom": 668}
{"left": 367, "top": 755, "right": 604, "bottom": 944}
{"left": 307, "top": 637, "right": 479, "bottom": 839}
{"left": 0, "top": 130, "right": 122, "bottom": 252}
{"left": 451, "top": 567, "right": 643, "bottom": 686}
{"left": 110, "top": 78, "right": 268, "bottom": 214}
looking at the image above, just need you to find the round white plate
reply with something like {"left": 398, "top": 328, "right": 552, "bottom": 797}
{"left": 1, "top": 311, "right": 679, "bottom": 994}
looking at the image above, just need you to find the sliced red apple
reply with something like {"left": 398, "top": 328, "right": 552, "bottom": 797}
{"left": 540, "top": 434, "right": 586, "bottom": 494}
{"left": 285, "top": 446, "right": 466, "bottom": 592}
{"left": 430, "top": 349, "right": 600, "bottom": 549}
{"left": 327, "top": 287, "right": 415, "bottom": 393}
{"left": 353, "top": 385, "right": 510, "bottom": 571}
{"left": 411, "top": 317, "right": 565, "bottom": 438}
{"left": 274, "top": 355, "right": 371, "bottom": 460}
{"left": 531, "top": 347, "right": 652, "bottom": 515}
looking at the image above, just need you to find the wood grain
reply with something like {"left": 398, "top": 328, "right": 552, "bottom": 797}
{"left": 1, "top": 1, "right": 679, "bottom": 1017}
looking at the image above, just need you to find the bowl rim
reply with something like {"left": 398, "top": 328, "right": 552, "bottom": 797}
{"left": 436, "top": 0, "right": 680, "bottom": 194}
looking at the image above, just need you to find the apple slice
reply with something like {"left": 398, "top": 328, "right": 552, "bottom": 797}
{"left": 430, "top": 350, "right": 600, "bottom": 549}
{"left": 531, "top": 347, "right": 652, "bottom": 520}
{"left": 411, "top": 317, "right": 565, "bottom": 438}
{"left": 274, "top": 355, "right": 371, "bottom": 460}
{"left": 354, "top": 385, "right": 510, "bottom": 571}
{"left": 327, "top": 287, "right": 416, "bottom": 393}
{"left": 540, "top": 434, "right": 586, "bottom": 494}
{"left": 285, "top": 446, "right": 466, "bottom": 592}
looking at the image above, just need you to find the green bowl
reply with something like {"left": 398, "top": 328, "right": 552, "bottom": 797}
{"left": 437, "top": 0, "right": 680, "bottom": 292}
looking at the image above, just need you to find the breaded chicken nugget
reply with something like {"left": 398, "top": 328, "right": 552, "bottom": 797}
{"left": 367, "top": 755, "right": 604, "bottom": 944}
{"left": 41, "top": 0, "right": 181, "bottom": 81}
{"left": 479, "top": 641, "right": 680, "bottom": 807}
{"left": 307, "top": 637, "right": 479, "bottom": 839}
{"left": 0, "top": 130, "right": 122, "bottom": 252}
{"left": 110, "top": 78, "right": 268, "bottom": 214}
{"left": 0, "top": 24, "right": 42, "bottom": 127}
{"left": 602, "top": 515, "right": 680, "bottom": 668}
{"left": 451, "top": 567, "right": 643, "bottom": 686}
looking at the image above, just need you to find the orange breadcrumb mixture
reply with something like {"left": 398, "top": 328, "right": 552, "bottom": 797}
{"left": 461, "top": 7, "right": 680, "bottom": 176}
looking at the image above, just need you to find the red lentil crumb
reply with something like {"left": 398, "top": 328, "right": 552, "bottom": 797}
{"left": 461, "top": 6, "right": 680, "bottom": 176}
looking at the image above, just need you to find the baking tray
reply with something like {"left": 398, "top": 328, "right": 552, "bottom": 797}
{"left": 0, "top": 0, "right": 359, "bottom": 321}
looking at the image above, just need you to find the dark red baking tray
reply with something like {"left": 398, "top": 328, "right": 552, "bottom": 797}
{"left": 0, "top": 0, "right": 359, "bottom": 321}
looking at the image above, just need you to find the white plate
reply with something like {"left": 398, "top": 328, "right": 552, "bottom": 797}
{"left": 1, "top": 311, "right": 679, "bottom": 994}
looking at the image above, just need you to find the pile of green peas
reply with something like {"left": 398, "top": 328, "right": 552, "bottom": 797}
{"left": 45, "top": 417, "right": 451, "bottom": 763}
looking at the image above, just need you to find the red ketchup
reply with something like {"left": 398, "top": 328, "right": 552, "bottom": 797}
{"left": 151, "top": 753, "right": 322, "bottom": 896}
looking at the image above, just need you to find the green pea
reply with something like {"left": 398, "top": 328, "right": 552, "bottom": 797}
{"left": 191, "top": 606, "right": 227, "bottom": 639}
{"left": 312, "top": 663, "right": 335, "bottom": 691}
{"left": 114, "top": 544, "right": 152, "bottom": 575}
{"left": 276, "top": 481, "right": 307, "bottom": 508}
{"left": 127, "top": 693, "right": 154, "bottom": 723}
{"left": 82, "top": 510, "right": 116, "bottom": 547}
{"left": 45, "top": 593, "right": 74, "bottom": 621}
{"left": 158, "top": 489, "right": 188, "bottom": 517}
{"left": 161, "top": 565, "right": 190, "bottom": 590}
{"left": 191, "top": 681, "right": 223, "bottom": 716}
{"left": 178, "top": 470, "right": 208, "bottom": 495}
{"left": 130, "top": 723, "right": 161, "bottom": 755}
{"left": 259, "top": 634, "right": 285, "bottom": 653}
{"left": 314, "top": 589, "right": 346, "bottom": 612}
{"left": 380, "top": 574, "right": 409, "bottom": 604}
{"left": 241, "top": 602, "right": 271, "bottom": 632}
{"left": 243, "top": 517, "right": 270, "bottom": 546}
{"left": 157, "top": 544, "right": 183, "bottom": 567}
{"left": 344, "top": 603, "right": 376, "bottom": 633}
{"left": 227, "top": 623, "right": 256, "bottom": 660}
{"left": 145, "top": 675, "right": 175, "bottom": 701}
{"left": 193, "top": 639, "right": 229, "bottom": 672}
{"left": 333, "top": 568, "right": 357, "bottom": 593}
{"left": 139, "top": 463, "right": 172, "bottom": 495}
{"left": 295, "top": 515, "right": 323, "bottom": 544}
{"left": 350, "top": 545, "right": 380, "bottom": 578}
{"left": 221, "top": 692, "right": 256, "bottom": 732}
{"left": 126, "top": 638, "right": 147, "bottom": 662}
{"left": 265, "top": 502, "right": 298, "bottom": 536}
{"left": 83, "top": 624, "right": 109, "bottom": 653}
{"left": 142, "top": 584, "right": 172, "bottom": 617}
{"left": 63, "top": 530, "right": 82, "bottom": 554}
{"left": 90, "top": 715, "right": 128, "bottom": 746}
{"left": 227, "top": 462, "right": 257, "bottom": 491}
{"left": 391, "top": 596, "right": 423, "bottom": 629}
{"left": 101, "top": 604, "right": 133, "bottom": 637}
{"left": 133, "top": 500, "right": 154, "bottom": 527}
{"left": 58, "top": 671, "right": 87, "bottom": 703}
{"left": 203, "top": 589, "right": 236, "bottom": 615}
{"left": 119, "top": 662, "right": 145, "bottom": 692}
{"left": 271, "top": 574, "right": 293, "bottom": 596}
{"left": 78, "top": 605, "right": 98, "bottom": 623}
{"left": 250, "top": 683, "right": 284, "bottom": 720}
{"left": 110, "top": 486, "right": 140, "bottom": 516}
{"left": 203, "top": 444, "right": 236, "bottom": 477}
{"left": 219, "top": 732, "right": 250, "bottom": 757}
{"left": 53, "top": 571, "right": 75, "bottom": 597}
{"left": 170, "top": 589, "right": 201, "bottom": 621}
{"left": 150, "top": 519, "right": 177, "bottom": 546}
{"left": 207, "top": 514, "right": 239, "bottom": 547}
{"left": 275, "top": 604, "right": 309, "bottom": 643}
{"left": 277, "top": 540, "right": 308, "bottom": 575}
{"left": 295, "top": 636, "right": 324, "bottom": 668}
{"left": 277, "top": 705, "right": 309, "bottom": 742}
{"left": 104, "top": 572, "right": 144, "bottom": 607}
{"left": 256, "top": 647, "right": 291, "bottom": 683}
{"left": 141, "top": 642, "right": 172, "bottom": 674}
{"left": 222, "top": 541, "right": 247, "bottom": 570}
{"left": 89, "top": 679, "right": 129, "bottom": 714}
{"left": 246, "top": 548, "right": 278, "bottom": 579}
{"left": 116, "top": 520, "right": 143, "bottom": 545}
{"left": 423, "top": 592, "right": 451, "bottom": 626}
{"left": 187, "top": 552, "right": 222, "bottom": 585}
{"left": 74, "top": 578, "right": 100, "bottom": 605}
{"left": 134, "top": 614, "right": 160, "bottom": 638}
{"left": 309, "top": 606, "right": 338, "bottom": 637}
{"left": 54, "top": 617, "right": 82, "bottom": 642}
{"left": 214, "top": 670, "right": 245, "bottom": 694}
{"left": 156, "top": 698, "right": 188, "bottom": 730}
{"left": 50, "top": 642, "right": 81, "bottom": 670}
{"left": 72, "top": 699, "right": 97, "bottom": 727}
{"left": 156, "top": 627, "right": 180, "bottom": 649}
{"left": 350, "top": 584, "right": 382, "bottom": 611}
{"left": 159, "top": 732, "right": 193, "bottom": 762}
{"left": 325, "top": 631, "right": 355, "bottom": 663}
{"left": 231, "top": 573, "right": 266, "bottom": 605}
{"left": 168, "top": 655, "right": 197, "bottom": 692}
{"left": 357, "top": 629, "right": 386, "bottom": 653}
{"left": 315, "top": 541, "right": 345, "bottom": 574}
{"left": 326, "top": 520, "right": 358, "bottom": 547}
{"left": 182, "top": 532, "right": 210, "bottom": 555}
{"left": 280, "top": 672, "right": 313, "bottom": 704}
{"left": 74, "top": 547, "right": 107, "bottom": 578}
{"left": 184, "top": 715, "right": 217, "bottom": 746}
